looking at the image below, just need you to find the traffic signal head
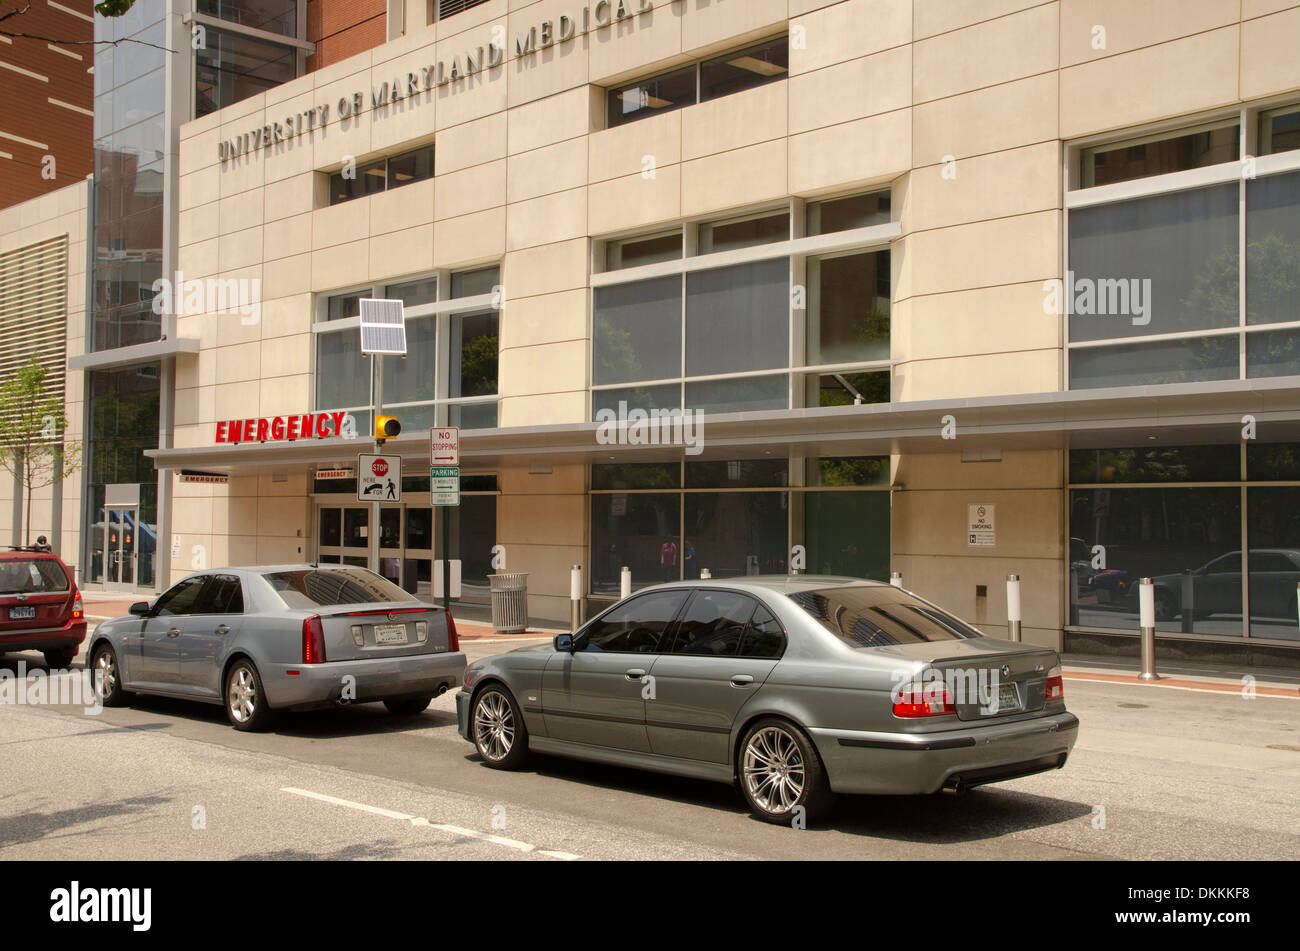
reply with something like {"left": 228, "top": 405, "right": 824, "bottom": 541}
{"left": 374, "top": 415, "right": 402, "bottom": 440}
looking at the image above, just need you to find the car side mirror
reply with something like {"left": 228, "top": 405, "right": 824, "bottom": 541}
{"left": 129, "top": 601, "right": 151, "bottom": 617}
{"left": 554, "top": 633, "right": 574, "bottom": 652}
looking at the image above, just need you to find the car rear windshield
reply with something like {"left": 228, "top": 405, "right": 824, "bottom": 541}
{"left": 0, "top": 558, "right": 68, "bottom": 595}
{"left": 262, "top": 568, "right": 418, "bottom": 610}
{"left": 788, "top": 586, "right": 980, "bottom": 647}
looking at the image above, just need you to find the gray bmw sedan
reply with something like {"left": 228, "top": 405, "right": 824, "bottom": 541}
{"left": 89, "top": 565, "right": 465, "bottom": 730}
{"left": 457, "top": 576, "right": 1078, "bottom": 823}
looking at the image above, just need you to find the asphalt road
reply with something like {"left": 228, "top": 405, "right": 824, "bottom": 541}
{"left": 2, "top": 638, "right": 1298, "bottom": 861}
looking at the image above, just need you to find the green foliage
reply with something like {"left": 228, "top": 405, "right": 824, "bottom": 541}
{"left": 0, "top": 358, "right": 82, "bottom": 545}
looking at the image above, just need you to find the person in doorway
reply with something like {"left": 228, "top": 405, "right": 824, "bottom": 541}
{"left": 683, "top": 539, "right": 696, "bottom": 579}
{"left": 660, "top": 537, "right": 678, "bottom": 583}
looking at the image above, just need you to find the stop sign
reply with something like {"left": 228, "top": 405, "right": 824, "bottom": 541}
{"left": 372, "top": 459, "right": 389, "bottom": 477}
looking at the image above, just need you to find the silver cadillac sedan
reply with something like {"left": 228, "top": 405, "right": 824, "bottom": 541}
{"left": 457, "top": 576, "right": 1078, "bottom": 824}
{"left": 88, "top": 565, "right": 465, "bottom": 731}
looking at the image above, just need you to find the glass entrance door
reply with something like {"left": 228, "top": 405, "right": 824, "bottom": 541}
{"left": 103, "top": 506, "right": 138, "bottom": 590}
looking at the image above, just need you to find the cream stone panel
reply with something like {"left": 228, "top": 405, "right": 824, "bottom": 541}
{"left": 1059, "top": 26, "right": 1240, "bottom": 139}
{"left": 262, "top": 253, "right": 313, "bottom": 299}
{"left": 179, "top": 205, "right": 220, "bottom": 247}
{"left": 505, "top": 15, "right": 591, "bottom": 108}
{"left": 172, "top": 498, "right": 214, "bottom": 537}
{"left": 218, "top": 226, "right": 264, "bottom": 272}
{"left": 1241, "top": 7, "right": 1300, "bottom": 100}
{"left": 681, "top": 0, "right": 788, "bottom": 53}
{"left": 507, "top": 85, "right": 592, "bottom": 154}
{"left": 1243, "top": 0, "right": 1299, "bottom": 16}
{"left": 682, "top": 138, "right": 786, "bottom": 216}
{"left": 256, "top": 497, "right": 309, "bottom": 537}
{"left": 899, "top": 210, "right": 1059, "bottom": 299}
{"left": 259, "top": 334, "right": 311, "bottom": 379}
{"left": 1060, "top": 0, "right": 1240, "bottom": 67}
{"left": 897, "top": 348, "right": 1061, "bottom": 400}
{"left": 499, "top": 288, "right": 588, "bottom": 350}
{"left": 498, "top": 338, "right": 587, "bottom": 397}
{"left": 369, "top": 91, "right": 438, "bottom": 154}
{"left": 312, "top": 190, "right": 371, "bottom": 249}
{"left": 435, "top": 111, "right": 507, "bottom": 174}
{"left": 370, "top": 177, "right": 436, "bottom": 235}
{"left": 182, "top": 126, "right": 223, "bottom": 176}
{"left": 507, "top": 137, "right": 587, "bottom": 203}
{"left": 312, "top": 240, "right": 371, "bottom": 289}
{"left": 588, "top": 1, "right": 684, "bottom": 83}
{"left": 433, "top": 69, "right": 510, "bottom": 130}
{"left": 788, "top": 107, "right": 909, "bottom": 195}
{"left": 682, "top": 80, "right": 787, "bottom": 162}
{"left": 263, "top": 212, "right": 313, "bottom": 262}
{"left": 504, "top": 237, "right": 589, "bottom": 299}
{"left": 178, "top": 237, "right": 218, "bottom": 281}
{"left": 788, "top": 44, "right": 911, "bottom": 136}
{"left": 912, "top": 72, "right": 1058, "bottom": 165}
{"left": 435, "top": 158, "right": 507, "bottom": 219}
{"left": 900, "top": 282, "right": 1061, "bottom": 363}
{"left": 259, "top": 294, "right": 313, "bottom": 339}
{"left": 589, "top": 164, "right": 682, "bottom": 235}
{"left": 913, "top": 3, "right": 1059, "bottom": 105}
{"left": 180, "top": 165, "right": 220, "bottom": 212}
{"left": 433, "top": 207, "right": 507, "bottom": 268}
{"left": 506, "top": 186, "right": 588, "bottom": 250}
{"left": 369, "top": 223, "right": 437, "bottom": 281}
{"left": 213, "top": 380, "right": 260, "bottom": 424}
{"left": 258, "top": 373, "right": 312, "bottom": 415}
{"left": 913, "top": 0, "right": 1052, "bottom": 39}
{"left": 261, "top": 135, "right": 320, "bottom": 185}
{"left": 310, "top": 114, "right": 374, "bottom": 175}
{"left": 263, "top": 172, "right": 316, "bottom": 223}
{"left": 905, "top": 141, "right": 1060, "bottom": 232}
{"left": 215, "top": 342, "right": 262, "bottom": 386}
{"left": 497, "top": 492, "right": 586, "bottom": 545}
{"left": 789, "top": 0, "right": 911, "bottom": 73}
{"left": 218, "top": 151, "right": 267, "bottom": 200}
{"left": 588, "top": 109, "right": 681, "bottom": 184}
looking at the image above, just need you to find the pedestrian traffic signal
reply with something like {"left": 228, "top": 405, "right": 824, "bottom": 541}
{"left": 374, "top": 415, "right": 402, "bottom": 442}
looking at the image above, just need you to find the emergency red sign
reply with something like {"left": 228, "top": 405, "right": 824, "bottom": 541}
{"left": 215, "top": 411, "right": 350, "bottom": 444}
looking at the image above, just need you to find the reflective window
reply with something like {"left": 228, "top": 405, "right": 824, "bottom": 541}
{"left": 1259, "top": 105, "right": 1300, "bottom": 156}
{"left": 578, "top": 590, "right": 689, "bottom": 652}
{"left": 807, "top": 191, "right": 891, "bottom": 235}
{"left": 740, "top": 605, "right": 786, "bottom": 658}
{"left": 1246, "top": 170, "right": 1300, "bottom": 326}
{"left": 319, "top": 509, "right": 341, "bottom": 547}
{"left": 451, "top": 265, "right": 500, "bottom": 299}
{"left": 592, "top": 463, "right": 681, "bottom": 491}
{"left": 686, "top": 260, "right": 788, "bottom": 376}
{"left": 450, "top": 312, "right": 499, "bottom": 398}
{"left": 790, "top": 586, "right": 976, "bottom": 646}
{"left": 195, "top": 27, "right": 296, "bottom": 118}
{"left": 699, "top": 36, "right": 788, "bottom": 102}
{"left": 698, "top": 212, "right": 789, "bottom": 254}
{"left": 1068, "top": 446, "right": 1241, "bottom": 484}
{"left": 387, "top": 147, "right": 435, "bottom": 189}
{"left": 592, "top": 384, "right": 681, "bottom": 418}
{"left": 685, "top": 459, "right": 788, "bottom": 489}
{"left": 594, "top": 276, "right": 681, "bottom": 386}
{"left": 1081, "top": 123, "right": 1239, "bottom": 187}
{"left": 197, "top": 575, "right": 245, "bottom": 614}
{"left": 1248, "top": 328, "right": 1300, "bottom": 378}
{"left": 1070, "top": 336, "right": 1239, "bottom": 389}
{"left": 316, "top": 332, "right": 370, "bottom": 411}
{"left": 0, "top": 559, "right": 69, "bottom": 594}
{"left": 608, "top": 65, "right": 696, "bottom": 128}
{"left": 685, "top": 375, "right": 788, "bottom": 415}
{"left": 606, "top": 232, "right": 682, "bottom": 270}
{"left": 263, "top": 568, "right": 419, "bottom": 608}
{"left": 669, "top": 590, "right": 758, "bottom": 655}
{"left": 806, "top": 371, "right": 890, "bottom": 407}
{"left": 797, "top": 491, "right": 891, "bottom": 580}
{"left": 197, "top": 0, "right": 297, "bottom": 36}
{"left": 154, "top": 576, "right": 208, "bottom": 617}
{"left": 384, "top": 277, "right": 439, "bottom": 308}
{"left": 590, "top": 493, "right": 681, "bottom": 593}
{"left": 328, "top": 147, "right": 435, "bottom": 205}
{"left": 383, "top": 316, "right": 437, "bottom": 405}
{"left": 808, "top": 250, "right": 890, "bottom": 365}
{"left": 1245, "top": 488, "right": 1300, "bottom": 641}
{"left": 684, "top": 492, "right": 789, "bottom": 578}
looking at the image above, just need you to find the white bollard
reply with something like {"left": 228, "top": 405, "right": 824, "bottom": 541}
{"left": 620, "top": 566, "right": 631, "bottom": 600}
{"left": 1138, "top": 577, "right": 1160, "bottom": 681}
{"left": 1006, "top": 573, "right": 1022, "bottom": 642}
{"left": 700, "top": 568, "right": 712, "bottom": 580}
{"left": 890, "top": 571, "right": 902, "bottom": 588}
{"left": 570, "top": 565, "right": 583, "bottom": 632}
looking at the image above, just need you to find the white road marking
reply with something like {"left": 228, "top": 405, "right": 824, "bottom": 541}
{"left": 281, "top": 787, "right": 580, "bottom": 860}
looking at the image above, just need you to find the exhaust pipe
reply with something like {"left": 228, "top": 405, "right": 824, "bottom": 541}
{"left": 435, "top": 683, "right": 449, "bottom": 696}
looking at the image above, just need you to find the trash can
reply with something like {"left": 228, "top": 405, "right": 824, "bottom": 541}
{"left": 488, "top": 572, "right": 529, "bottom": 634}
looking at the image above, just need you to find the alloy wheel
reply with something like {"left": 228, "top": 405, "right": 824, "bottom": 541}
{"left": 743, "top": 725, "right": 806, "bottom": 815}
{"left": 474, "top": 691, "right": 515, "bottom": 762}
{"left": 228, "top": 666, "right": 257, "bottom": 724}
{"left": 94, "top": 648, "right": 116, "bottom": 698}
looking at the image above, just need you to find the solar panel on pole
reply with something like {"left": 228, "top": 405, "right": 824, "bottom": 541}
{"left": 359, "top": 298, "right": 407, "bottom": 355}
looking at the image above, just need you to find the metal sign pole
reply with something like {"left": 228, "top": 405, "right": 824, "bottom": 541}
{"left": 370, "top": 353, "right": 382, "bottom": 574}
{"left": 442, "top": 510, "right": 451, "bottom": 616}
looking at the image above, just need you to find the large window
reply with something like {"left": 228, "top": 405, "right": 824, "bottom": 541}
{"left": 314, "top": 267, "right": 499, "bottom": 431}
{"left": 1068, "top": 110, "right": 1300, "bottom": 388}
{"left": 329, "top": 145, "right": 436, "bottom": 205}
{"left": 608, "top": 36, "right": 788, "bottom": 128}
{"left": 195, "top": 27, "right": 297, "bottom": 118}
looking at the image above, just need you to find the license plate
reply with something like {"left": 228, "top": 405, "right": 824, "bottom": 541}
{"left": 8, "top": 606, "right": 35, "bottom": 620}
{"left": 373, "top": 624, "right": 407, "bottom": 645}
{"left": 996, "top": 682, "right": 1022, "bottom": 712}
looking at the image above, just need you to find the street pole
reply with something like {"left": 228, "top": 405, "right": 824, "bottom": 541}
{"left": 442, "top": 508, "right": 451, "bottom": 615}
{"left": 370, "top": 353, "right": 383, "bottom": 574}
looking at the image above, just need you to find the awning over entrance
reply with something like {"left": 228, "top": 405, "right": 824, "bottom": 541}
{"left": 146, "top": 377, "right": 1300, "bottom": 473}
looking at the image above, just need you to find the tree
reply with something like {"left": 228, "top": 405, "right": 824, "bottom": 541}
{"left": 0, "top": 358, "right": 82, "bottom": 548}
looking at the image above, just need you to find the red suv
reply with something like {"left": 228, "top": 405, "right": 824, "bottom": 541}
{"left": 0, "top": 549, "right": 85, "bottom": 667}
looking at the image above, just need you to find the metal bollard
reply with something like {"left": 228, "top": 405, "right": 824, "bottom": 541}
{"left": 1138, "top": 577, "right": 1161, "bottom": 681}
{"left": 890, "top": 571, "right": 902, "bottom": 588}
{"left": 1181, "top": 568, "right": 1194, "bottom": 634}
{"left": 620, "top": 566, "right": 631, "bottom": 600}
{"left": 570, "top": 565, "right": 583, "bottom": 632}
{"left": 1006, "top": 573, "right": 1022, "bottom": 642}
{"left": 700, "top": 568, "right": 712, "bottom": 580}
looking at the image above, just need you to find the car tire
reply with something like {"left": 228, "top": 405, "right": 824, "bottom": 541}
{"left": 43, "top": 646, "right": 77, "bottom": 668}
{"left": 383, "top": 695, "right": 433, "bottom": 716}
{"left": 471, "top": 684, "right": 529, "bottom": 770}
{"left": 737, "top": 717, "right": 835, "bottom": 826}
{"left": 90, "top": 642, "right": 129, "bottom": 707}
{"left": 224, "top": 659, "right": 274, "bottom": 732}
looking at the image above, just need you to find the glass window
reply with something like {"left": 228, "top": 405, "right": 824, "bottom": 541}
{"left": 698, "top": 212, "right": 789, "bottom": 254}
{"left": 592, "top": 463, "right": 681, "bottom": 490}
{"left": 685, "top": 459, "right": 788, "bottom": 489}
{"left": 1247, "top": 443, "right": 1300, "bottom": 481}
{"left": 450, "top": 311, "right": 498, "bottom": 398}
{"left": 1081, "top": 123, "right": 1239, "bottom": 187}
{"left": 807, "top": 191, "right": 891, "bottom": 235}
{"left": 343, "top": 508, "right": 368, "bottom": 547}
{"left": 686, "top": 260, "right": 788, "bottom": 376}
{"left": 790, "top": 585, "right": 976, "bottom": 646}
{"left": 1246, "top": 170, "right": 1300, "bottom": 326}
{"left": 1247, "top": 328, "right": 1300, "bottom": 378}
{"left": 0, "top": 558, "right": 69, "bottom": 594}
{"left": 1245, "top": 488, "right": 1300, "bottom": 641}
{"left": 382, "top": 315, "right": 437, "bottom": 405}
{"left": 319, "top": 509, "right": 341, "bottom": 547}
{"left": 606, "top": 232, "right": 682, "bottom": 270}
{"left": 684, "top": 492, "right": 788, "bottom": 579}
{"left": 1068, "top": 446, "right": 1240, "bottom": 484}
{"left": 387, "top": 146, "right": 435, "bottom": 189}
{"left": 608, "top": 65, "right": 696, "bottom": 128}
{"left": 739, "top": 605, "right": 786, "bottom": 658}
{"left": 668, "top": 590, "right": 757, "bottom": 655}
{"left": 806, "top": 456, "right": 891, "bottom": 487}
{"left": 578, "top": 590, "right": 689, "bottom": 652}
{"left": 686, "top": 375, "right": 788, "bottom": 415}
{"left": 1068, "top": 183, "right": 1239, "bottom": 343}
{"left": 197, "top": 0, "right": 297, "bottom": 36}
{"left": 593, "top": 384, "right": 682, "bottom": 419}
{"left": 406, "top": 508, "right": 433, "bottom": 549}
{"left": 699, "top": 36, "right": 788, "bottom": 102}
{"left": 1070, "top": 336, "right": 1239, "bottom": 389}
{"left": 263, "top": 567, "right": 419, "bottom": 608}
{"left": 806, "top": 371, "right": 890, "bottom": 407}
{"left": 316, "top": 332, "right": 370, "bottom": 410}
{"left": 153, "top": 576, "right": 207, "bottom": 617}
{"left": 807, "top": 249, "right": 890, "bottom": 365}
{"left": 1259, "top": 105, "right": 1300, "bottom": 156}
{"left": 329, "top": 160, "right": 387, "bottom": 204}
{"left": 1069, "top": 487, "right": 1242, "bottom": 635}
{"left": 196, "top": 575, "right": 244, "bottom": 614}
{"left": 450, "top": 402, "right": 498, "bottom": 430}
{"left": 384, "top": 277, "right": 438, "bottom": 308}
{"left": 798, "top": 491, "right": 891, "bottom": 580}
{"left": 594, "top": 276, "right": 681, "bottom": 386}
{"left": 325, "top": 291, "right": 366, "bottom": 321}
{"left": 195, "top": 26, "right": 297, "bottom": 118}
{"left": 451, "top": 266, "right": 499, "bottom": 299}
{"left": 379, "top": 509, "right": 400, "bottom": 549}
{"left": 590, "top": 493, "right": 681, "bottom": 593}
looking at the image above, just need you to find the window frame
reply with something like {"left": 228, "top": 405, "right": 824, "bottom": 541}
{"left": 327, "top": 144, "right": 437, "bottom": 206}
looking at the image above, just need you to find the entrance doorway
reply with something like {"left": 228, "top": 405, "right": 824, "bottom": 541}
{"left": 102, "top": 506, "right": 139, "bottom": 590}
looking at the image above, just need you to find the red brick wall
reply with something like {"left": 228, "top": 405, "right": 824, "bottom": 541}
{"left": 0, "top": 0, "right": 93, "bottom": 210}
{"left": 306, "top": 0, "right": 388, "bottom": 72}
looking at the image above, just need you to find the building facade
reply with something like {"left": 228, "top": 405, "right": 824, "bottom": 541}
{"left": 67, "top": 0, "right": 1300, "bottom": 661}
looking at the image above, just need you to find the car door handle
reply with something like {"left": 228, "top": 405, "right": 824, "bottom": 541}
{"left": 625, "top": 668, "right": 647, "bottom": 680}
{"left": 214, "top": 624, "right": 230, "bottom": 635}
{"left": 731, "top": 674, "right": 755, "bottom": 687}
{"left": 167, "top": 628, "right": 181, "bottom": 638}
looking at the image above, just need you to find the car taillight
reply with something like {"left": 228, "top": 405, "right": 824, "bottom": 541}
{"left": 893, "top": 682, "right": 957, "bottom": 718}
{"left": 445, "top": 608, "right": 459, "bottom": 653}
{"left": 70, "top": 590, "right": 83, "bottom": 621}
{"left": 1045, "top": 665, "right": 1064, "bottom": 701}
{"left": 302, "top": 615, "right": 326, "bottom": 664}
